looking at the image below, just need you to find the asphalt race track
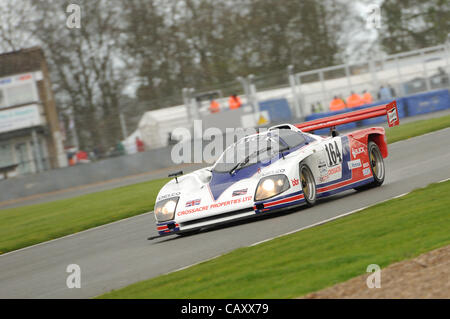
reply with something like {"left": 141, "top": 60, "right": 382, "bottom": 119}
{"left": 1, "top": 128, "right": 449, "bottom": 298}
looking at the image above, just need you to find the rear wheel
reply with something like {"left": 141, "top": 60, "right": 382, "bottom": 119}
{"left": 300, "top": 163, "right": 316, "bottom": 206}
{"left": 355, "top": 141, "right": 385, "bottom": 190}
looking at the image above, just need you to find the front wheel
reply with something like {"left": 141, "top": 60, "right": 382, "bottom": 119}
{"left": 300, "top": 163, "right": 317, "bottom": 206}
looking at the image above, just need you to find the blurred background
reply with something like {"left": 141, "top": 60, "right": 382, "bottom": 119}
{"left": 0, "top": 0, "right": 449, "bottom": 200}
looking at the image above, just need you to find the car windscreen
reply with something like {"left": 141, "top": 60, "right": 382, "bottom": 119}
{"left": 277, "top": 129, "right": 307, "bottom": 148}
{"left": 213, "top": 133, "right": 283, "bottom": 173}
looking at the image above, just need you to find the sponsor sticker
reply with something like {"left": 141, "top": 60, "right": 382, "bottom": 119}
{"left": 177, "top": 196, "right": 254, "bottom": 216}
{"left": 352, "top": 147, "right": 365, "bottom": 159}
{"left": 157, "top": 192, "right": 181, "bottom": 201}
{"left": 177, "top": 205, "right": 209, "bottom": 216}
{"left": 363, "top": 162, "right": 369, "bottom": 168}
{"left": 261, "top": 168, "right": 285, "bottom": 176}
{"left": 386, "top": 101, "right": 399, "bottom": 127}
{"left": 348, "top": 159, "right": 362, "bottom": 170}
{"left": 291, "top": 178, "right": 299, "bottom": 186}
{"left": 232, "top": 188, "right": 248, "bottom": 196}
{"left": 363, "top": 167, "right": 371, "bottom": 176}
{"left": 328, "top": 165, "right": 341, "bottom": 175}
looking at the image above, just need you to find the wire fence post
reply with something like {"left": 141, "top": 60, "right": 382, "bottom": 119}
{"left": 247, "top": 74, "right": 259, "bottom": 116}
{"left": 189, "top": 88, "right": 199, "bottom": 120}
{"left": 295, "top": 73, "right": 306, "bottom": 117}
{"left": 345, "top": 63, "right": 352, "bottom": 94}
{"left": 444, "top": 39, "right": 450, "bottom": 90}
{"left": 369, "top": 54, "right": 379, "bottom": 93}
{"left": 182, "top": 88, "right": 191, "bottom": 123}
{"left": 318, "top": 70, "right": 327, "bottom": 111}
{"left": 237, "top": 76, "right": 251, "bottom": 108}
{"left": 288, "top": 65, "right": 302, "bottom": 119}
{"left": 394, "top": 56, "right": 405, "bottom": 97}
{"left": 420, "top": 51, "right": 431, "bottom": 91}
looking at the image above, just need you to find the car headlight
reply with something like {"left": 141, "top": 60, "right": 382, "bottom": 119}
{"left": 154, "top": 197, "right": 179, "bottom": 222}
{"left": 255, "top": 174, "right": 290, "bottom": 201}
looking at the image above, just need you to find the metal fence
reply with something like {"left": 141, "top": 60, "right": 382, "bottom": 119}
{"left": 181, "top": 43, "right": 450, "bottom": 124}
{"left": 291, "top": 44, "right": 450, "bottom": 117}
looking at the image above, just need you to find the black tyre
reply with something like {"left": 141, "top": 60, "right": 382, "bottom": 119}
{"left": 300, "top": 163, "right": 317, "bottom": 206}
{"left": 355, "top": 141, "right": 385, "bottom": 190}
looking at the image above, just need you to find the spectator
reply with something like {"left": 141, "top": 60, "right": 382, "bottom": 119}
{"left": 438, "top": 67, "right": 449, "bottom": 86}
{"left": 378, "top": 85, "right": 393, "bottom": 101}
{"left": 361, "top": 90, "right": 373, "bottom": 104}
{"left": 68, "top": 154, "right": 76, "bottom": 166}
{"left": 135, "top": 137, "right": 145, "bottom": 152}
{"left": 388, "top": 84, "right": 396, "bottom": 98}
{"left": 316, "top": 101, "right": 324, "bottom": 112}
{"left": 228, "top": 94, "right": 242, "bottom": 109}
{"left": 209, "top": 99, "right": 220, "bottom": 113}
{"left": 116, "top": 141, "right": 125, "bottom": 156}
{"left": 346, "top": 91, "right": 363, "bottom": 108}
{"left": 329, "top": 96, "right": 346, "bottom": 111}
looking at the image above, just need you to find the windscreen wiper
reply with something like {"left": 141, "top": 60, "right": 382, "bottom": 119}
{"left": 279, "top": 145, "right": 290, "bottom": 159}
{"left": 229, "top": 146, "right": 272, "bottom": 175}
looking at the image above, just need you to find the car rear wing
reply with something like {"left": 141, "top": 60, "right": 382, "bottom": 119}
{"left": 295, "top": 101, "right": 400, "bottom": 133}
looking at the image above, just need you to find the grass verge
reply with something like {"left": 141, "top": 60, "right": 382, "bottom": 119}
{"left": 0, "top": 178, "right": 169, "bottom": 254}
{"left": 385, "top": 113, "right": 450, "bottom": 143}
{"left": 99, "top": 180, "right": 450, "bottom": 298}
{"left": 0, "top": 114, "right": 449, "bottom": 255}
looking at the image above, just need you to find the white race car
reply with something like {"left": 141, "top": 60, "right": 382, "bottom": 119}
{"left": 151, "top": 102, "right": 399, "bottom": 238}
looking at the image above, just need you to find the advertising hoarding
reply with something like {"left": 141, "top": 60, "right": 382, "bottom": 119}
{"left": 0, "top": 104, "right": 45, "bottom": 134}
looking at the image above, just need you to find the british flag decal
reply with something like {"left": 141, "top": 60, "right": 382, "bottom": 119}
{"left": 185, "top": 199, "right": 201, "bottom": 207}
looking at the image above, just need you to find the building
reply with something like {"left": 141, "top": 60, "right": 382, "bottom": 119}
{"left": 0, "top": 47, "right": 67, "bottom": 179}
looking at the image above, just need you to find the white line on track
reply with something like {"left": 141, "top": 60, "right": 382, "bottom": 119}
{"left": 3, "top": 176, "right": 450, "bottom": 258}
{"left": 150, "top": 187, "right": 424, "bottom": 281}
{"left": 0, "top": 211, "right": 154, "bottom": 258}
{"left": 250, "top": 176, "right": 450, "bottom": 248}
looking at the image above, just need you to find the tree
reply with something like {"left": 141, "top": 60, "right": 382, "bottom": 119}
{"left": 380, "top": 0, "right": 450, "bottom": 54}
{"left": 0, "top": 1, "right": 38, "bottom": 52}
{"left": 30, "top": 0, "right": 134, "bottom": 151}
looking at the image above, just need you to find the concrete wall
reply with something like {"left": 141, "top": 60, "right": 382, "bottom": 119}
{"left": 0, "top": 146, "right": 174, "bottom": 202}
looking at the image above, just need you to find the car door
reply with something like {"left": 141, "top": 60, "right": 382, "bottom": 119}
{"left": 317, "top": 136, "right": 344, "bottom": 185}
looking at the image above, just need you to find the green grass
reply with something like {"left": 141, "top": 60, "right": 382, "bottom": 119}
{"left": 0, "top": 178, "right": 169, "bottom": 254}
{"left": 99, "top": 180, "right": 450, "bottom": 299}
{"left": 0, "top": 114, "right": 449, "bottom": 255}
{"left": 385, "top": 113, "right": 450, "bottom": 144}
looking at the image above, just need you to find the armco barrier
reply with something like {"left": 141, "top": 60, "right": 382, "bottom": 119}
{"left": 403, "top": 89, "right": 450, "bottom": 116}
{"left": 0, "top": 146, "right": 175, "bottom": 203}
